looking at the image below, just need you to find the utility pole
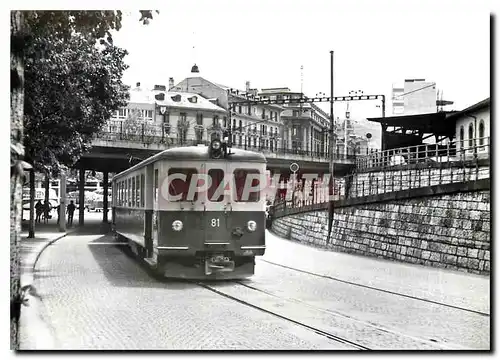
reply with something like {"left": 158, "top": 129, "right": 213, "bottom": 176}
{"left": 327, "top": 50, "right": 335, "bottom": 244}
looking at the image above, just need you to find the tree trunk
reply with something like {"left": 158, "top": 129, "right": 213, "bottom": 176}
{"left": 28, "top": 169, "right": 35, "bottom": 238}
{"left": 10, "top": 10, "right": 25, "bottom": 350}
{"left": 44, "top": 172, "right": 49, "bottom": 204}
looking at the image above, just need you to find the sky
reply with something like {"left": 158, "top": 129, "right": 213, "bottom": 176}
{"left": 110, "top": 0, "right": 492, "bottom": 120}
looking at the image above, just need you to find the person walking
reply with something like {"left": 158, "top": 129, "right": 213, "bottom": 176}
{"left": 43, "top": 200, "right": 52, "bottom": 224}
{"left": 67, "top": 200, "right": 76, "bottom": 226}
{"left": 35, "top": 200, "right": 43, "bottom": 223}
{"left": 56, "top": 204, "right": 61, "bottom": 224}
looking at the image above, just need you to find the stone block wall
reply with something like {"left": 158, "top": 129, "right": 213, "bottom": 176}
{"left": 271, "top": 188, "right": 490, "bottom": 275}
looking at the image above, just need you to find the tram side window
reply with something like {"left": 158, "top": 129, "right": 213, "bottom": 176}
{"left": 208, "top": 169, "right": 224, "bottom": 202}
{"left": 234, "top": 169, "right": 260, "bottom": 202}
{"left": 128, "top": 178, "right": 132, "bottom": 207}
{"left": 136, "top": 175, "right": 140, "bottom": 207}
{"left": 132, "top": 177, "right": 136, "bottom": 207}
{"left": 140, "top": 174, "right": 145, "bottom": 207}
{"left": 168, "top": 168, "right": 198, "bottom": 202}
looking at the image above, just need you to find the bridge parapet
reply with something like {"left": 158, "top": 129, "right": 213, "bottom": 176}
{"left": 93, "top": 122, "right": 356, "bottom": 165}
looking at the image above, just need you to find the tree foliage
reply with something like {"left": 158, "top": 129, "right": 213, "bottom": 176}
{"left": 24, "top": 32, "right": 130, "bottom": 174}
{"left": 10, "top": 10, "right": 158, "bottom": 349}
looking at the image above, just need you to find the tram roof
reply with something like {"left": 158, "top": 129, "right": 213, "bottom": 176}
{"left": 113, "top": 146, "right": 267, "bottom": 179}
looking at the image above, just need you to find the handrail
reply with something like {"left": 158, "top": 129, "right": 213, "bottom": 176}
{"left": 356, "top": 136, "right": 490, "bottom": 171}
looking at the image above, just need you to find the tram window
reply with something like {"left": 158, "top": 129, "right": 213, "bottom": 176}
{"left": 208, "top": 169, "right": 224, "bottom": 202}
{"left": 168, "top": 168, "right": 198, "bottom": 202}
{"left": 140, "top": 174, "right": 145, "bottom": 207}
{"left": 128, "top": 178, "right": 131, "bottom": 207}
{"left": 136, "top": 175, "right": 140, "bottom": 207}
{"left": 233, "top": 169, "right": 260, "bottom": 202}
{"left": 154, "top": 169, "right": 158, "bottom": 202}
{"left": 132, "top": 177, "right": 136, "bottom": 207}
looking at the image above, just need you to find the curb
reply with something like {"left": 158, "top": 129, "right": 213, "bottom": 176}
{"left": 19, "top": 230, "right": 75, "bottom": 350}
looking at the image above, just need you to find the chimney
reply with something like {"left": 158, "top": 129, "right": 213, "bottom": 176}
{"left": 245, "top": 81, "right": 250, "bottom": 93}
{"left": 169, "top": 77, "right": 174, "bottom": 90}
{"left": 136, "top": 82, "right": 141, "bottom": 87}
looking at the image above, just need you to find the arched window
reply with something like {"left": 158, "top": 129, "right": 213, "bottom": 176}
{"left": 459, "top": 126, "right": 464, "bottom": 148}
{"left": 479, "top": 120, "right": 485, "bottom": 145}
{"left": 468, "top": 123, "right": 474, "bottom": 148}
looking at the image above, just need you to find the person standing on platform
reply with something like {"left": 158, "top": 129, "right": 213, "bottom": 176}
{"left": 67, "top": 200, "right": 76, "bottom": 226}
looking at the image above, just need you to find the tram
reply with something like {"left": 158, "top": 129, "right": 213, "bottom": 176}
{"left": 111, "top": 138, "right": 267, "bottom": 280}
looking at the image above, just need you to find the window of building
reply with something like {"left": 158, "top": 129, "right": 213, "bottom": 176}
{"left": 188, "top": 96, "right": 197, "bottom": 103}
{"left": 207, "top": 169, "right": 224, "bottom": 202}
{"left": 459, "top": 126, "right": 464, "bottom": 148}
{"left": 468, "top": 123, "right": 474, "bottom": 148}
{"left": 118, "top": 108, "right": 127, "bottom": 118}
{"left": 238, "top": 120, "right": 242, "bottom": 131}
{"left": 171, "top": 94, "right": 181, "bottom": 102}
{"left": 233, "top": 169, "right": 260, "bottom": 202}
{"left": 142, "top": 110, "right": 153, "bottom": 120}
{"left": 196, "top": 113, "right": 203, "bottom": 125}
{"left": 223, "top": 116, "right": 227, "bottom": 128}
{"left": 196, "top": 128, "right": 203, "bottom": 142}
{"left": 213, "top": 115, "right": 219, "bottom": 126}
{"left": 168, "top": 168, "right": 198, "bottom": 202}
{"left": 238, "top": 106, "right": 242, "bottom": 114}
{"left": 180, "top": 113, "right": 187, "bottom": 122}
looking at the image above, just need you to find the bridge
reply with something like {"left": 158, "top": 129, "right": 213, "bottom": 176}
{"left": 77, "top": 120, "right": 357, "bottom": 176}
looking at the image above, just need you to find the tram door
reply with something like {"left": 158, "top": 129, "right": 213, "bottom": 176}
{"left": 204, "top": 164, "right": 229, "bottom": 243}
{"left": 150, "top": 166, "right": 159, "bottom": 262}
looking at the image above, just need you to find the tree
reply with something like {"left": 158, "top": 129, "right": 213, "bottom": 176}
{"left": 10, "top": 10, "right": 157, "bottom": 349}
{"left": 23, "top": 33, "right": 130, "bottom": 175}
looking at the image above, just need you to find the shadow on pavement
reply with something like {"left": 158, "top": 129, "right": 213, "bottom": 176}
{"left": 87, "top": 240, "right": 197, "bottom": 291}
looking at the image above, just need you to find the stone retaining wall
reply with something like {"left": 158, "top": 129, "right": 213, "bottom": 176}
{"left": 271, "top": 186, "right": 490, "bottom": 275}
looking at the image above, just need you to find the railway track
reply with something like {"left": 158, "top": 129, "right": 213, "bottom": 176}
{"left": 260, "top": 259, "right": 490, "bottom": 317}
{"left": 196, "top": 281, "right": 371, "bottom": 350}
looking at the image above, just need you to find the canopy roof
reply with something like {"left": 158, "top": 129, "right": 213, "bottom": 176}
{"left": 366, "top": 111, "right": 457, "bottom": 137}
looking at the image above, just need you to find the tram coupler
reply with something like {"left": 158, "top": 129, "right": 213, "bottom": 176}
{"left": 204, "top": 255, "right": 235, "bottom": 275}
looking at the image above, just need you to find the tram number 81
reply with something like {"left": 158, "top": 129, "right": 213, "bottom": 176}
{"left": 211, "top": 218, "right": 220, "bottom": 227}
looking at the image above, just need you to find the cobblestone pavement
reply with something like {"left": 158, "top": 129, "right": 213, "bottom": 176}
{"left": 31, "top": 233, "right": 353, "bottom": 350}
{"left": 264, "top": 230, "right": 490, "bottom": 315}
{"left": 259, "top": 231, "right": 490, "bottom": 349}
{"left": 26, "top": 222, "right": 489, "bottom": 350}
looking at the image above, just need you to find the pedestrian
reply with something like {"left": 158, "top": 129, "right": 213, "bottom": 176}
{"left": 67, "top": 200, "right": 76, "bottom": 226}
{"left": 56, "top": 204, "right": 60, "bottom": 224}
{"left": 35, "top": 200, "right": 43, "bottom": 223}
{"left": 43, "top": 200, "right": 52, "bottom": 224}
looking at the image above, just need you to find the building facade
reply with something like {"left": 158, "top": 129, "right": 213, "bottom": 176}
{"left": 259, "top": 88, "right": 331, "bottom": 155}
{"left": 392, "top": 79, "right": 438, "bottom": 115}
{"left": 172, "top": 72, "right": 285, "bottom": 152}
{"left": 108, "top": 82, "right": 228, "bottom": 144}
{"left": 450, "top": 98, "right": 490, "bottom": 154}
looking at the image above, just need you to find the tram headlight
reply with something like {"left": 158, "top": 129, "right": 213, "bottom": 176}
{"left": 210, "top": 139, "right": 223, "bottom": 159}
{"left": 247, "top": 220, "right": 257, "bottom": 232}
{"left": 211, "top": 139, "right": 221, "bottom": 150}
{"left": 172, "top": 220, "right": 183, "bottom": 231}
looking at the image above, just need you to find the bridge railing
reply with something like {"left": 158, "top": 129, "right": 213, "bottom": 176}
{"left": 272, "top": 136, "right": 490, "bottom": 217}
{"left": 95, "top": 120, "right": 356, "bottom": 161}
{"left": 355, "top": 136, "right": 490, "bottom": 170}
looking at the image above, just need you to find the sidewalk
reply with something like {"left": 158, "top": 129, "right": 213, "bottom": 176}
{"left": 18, "top": 219, "right": 79, "bottom": 350}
